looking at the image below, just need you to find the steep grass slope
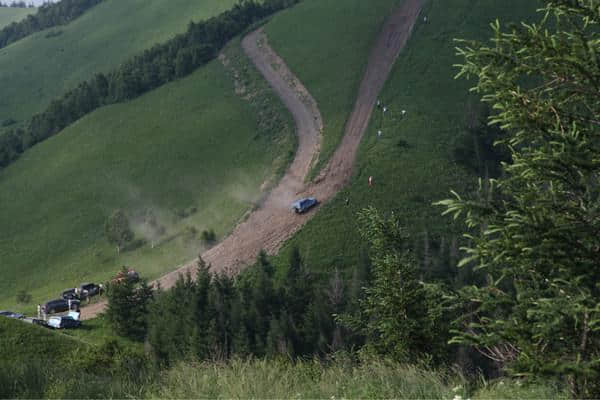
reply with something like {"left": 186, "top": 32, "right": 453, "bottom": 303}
{"left": 269, "top": 0, "right": 539, "bottom": 276}
{"left": 0, "top": 322, "right": 565, "bottom": 400}
{"left": 0, "top": 39, "right": 294, "bottom": 312}
{"left": 0, "top": 0, "right": 236, "bottom": 127}
{"left": 0, "top": 7, "right": 35, "bottom": 29}
{"left": 0, "top": 317, "right": 87, "bottom": 364}
{"left": 265, "top": 0, "right": 403, "bottom": 175}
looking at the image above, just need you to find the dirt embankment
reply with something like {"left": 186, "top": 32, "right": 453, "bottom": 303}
{"left": 81, "top": 0, "right": 423, "bottom": 320}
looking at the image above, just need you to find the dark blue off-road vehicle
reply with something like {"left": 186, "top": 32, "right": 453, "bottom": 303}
{"left": 291, "top": 197, "right": 318, "bottom": 214}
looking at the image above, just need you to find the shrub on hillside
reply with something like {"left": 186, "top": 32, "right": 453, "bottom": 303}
{"left": 201, "top": 229, "right": 216, "bottom": 244}
{"left": 15, "top": 289, "right": 31, "bottom": 304}
{"left": 104, "top": 209, "right": 134, "bottom": 254}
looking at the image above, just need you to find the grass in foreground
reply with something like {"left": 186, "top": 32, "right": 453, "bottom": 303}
{"left": 0, "top": 318, "right": 567, "bottom": 399}
{"left": 0, "top": 38, "right": 294, "bottom": 313}
{"left": 59, "top": 314, "right": 141, "bottom": 348}
{"left": 0, "top": 316, "right": 88, "bottom": 365}
{"left": 264, "top": 0, "right": 403, "bottom": 176}
{"left": 149, "top": 357, "right": 566, "bottom": 400}
{"left": 473, "top": 379, "right": 568, "bottom": 400}
{"left": 0, "top": 0, "right": 236, "bottom": 127}
{"left": 270, "top": 0, "right": 539, "bottom": 279}
{"left": 0, "top": 7, "right": 35, "bottom": 29}
{"left": 150, "top": 357, "right": 460, "bottom": 399}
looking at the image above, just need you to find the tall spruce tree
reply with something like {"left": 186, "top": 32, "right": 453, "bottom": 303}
{"left": 340, "top": 207, "right": 449, "bottom": 363}
{"left": 437, "top": 1, "right": 600, "bottom": 397}
{"left": 192, "top": 257, "right": 213, "bottom": 359}
{"left": 106, "top": 267, "right": 153, "bottom": 341}
{"left": 208, "top": 272, "right": 236, "bottom": 359}
{"left": 282, "top": 246, "right": 315, "bottom": 356}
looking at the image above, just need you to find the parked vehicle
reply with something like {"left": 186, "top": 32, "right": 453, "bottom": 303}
{"left": 43, "top": 298, "right": 80, "bottom": 314}
{"left": 80, "top": 283, "right": 100, "bottom": 297}
{"left": 61, "top": 288, "right": 79, "bottom": 300}
{"left": 47, "top": 316, "right": 81, "bottom": 329}
{"left": 112, "top": 268, "right": 139, "bottom": 284}
{"left": 23, "top": 317, "right": 47, "bottom": 327}
{"left": 291, "top": 197, "right": 318, "bottom": 214}
{"left": 0, "top": 310, "right": 25, "bottom": 319}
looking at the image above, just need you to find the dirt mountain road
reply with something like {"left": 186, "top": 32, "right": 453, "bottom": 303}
{"left": 81, "top": 0, "right": 423, "bottom": 320}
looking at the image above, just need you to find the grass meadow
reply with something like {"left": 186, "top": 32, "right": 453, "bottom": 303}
{"left": 150, "top": 357, "right": 461, "bottom": 399}
{"left": 149, "top": 357, "right": 566, "bottom": 399}
{"left": 0, "top": 38, "right": 294, "bottom": 313}
{"left": 1, "top": 318, "right": 567, "bottom": 399}
{"left": 268, "top": 0, "right": 539, "bottom": 277}
{"left": 0, "top": 0, "right": 237, "bottom": 128}
{"left": 0, "top": 316, "right": 88, "bottom": 365}
{"left": 0, "top": 6, "right": 35, "bottom": 29}
{"left": 264, "top": 0, "right": 404, "bottom": 177}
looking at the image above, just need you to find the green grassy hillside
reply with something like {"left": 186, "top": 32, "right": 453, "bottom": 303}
{"left": 269, "top": 0, "right": 539, "bottom": 276}
{"left": 0, "top": 39, "right": 294, "bottom": 312}
{"left": 0, "top": 316, "right": 89, "bottom": 398}
{"left": 0, "top": 0, "right": 236, "bottom": 127}
{"left": 0, "top": 316, "right": 87, "bottom": 364}
{"left": 265, "top": 0, "right": 403, "bottom": 175}
{"left": 0, "top": 7, "right": 35, "bottom": 29}
{"left": 0, "top": 324, "right": 565, "bottom": 400}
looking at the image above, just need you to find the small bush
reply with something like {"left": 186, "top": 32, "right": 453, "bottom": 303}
{"left": 15, "top": 289, "right": 32, "bottom": 304}
{"left": 201, "top": 229, "right": 216, "bottom": 244}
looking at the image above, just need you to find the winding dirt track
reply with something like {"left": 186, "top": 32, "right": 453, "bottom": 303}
{"left": 81, "top": 0, "right": 423, "bottom": 320}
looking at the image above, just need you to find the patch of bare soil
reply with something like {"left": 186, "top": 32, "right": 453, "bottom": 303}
{"left": 81, "top": 0, "right": 423, "bottom": 320}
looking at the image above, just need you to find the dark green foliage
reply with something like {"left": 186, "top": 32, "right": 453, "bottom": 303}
{"left": 201, "top": 228, "right": 217, "bottom": 244}
{"left": 452, "top": 102, "right": 509, "bottom": 178}
{"left": 339, "top": 207, "right": 450, "bottom": 364}
{"left": 0, "top": 0, "right": 103, "bottom": 49}
{"left": 147, "top": 273, "right": 195, "bottom": 363}
{"left": 0, "top": 129, "right": 23, "bottom": 167}
{"left": 69, "top": 339, "right": 151, "bottom": 381}
{"left": 0, "top": 0, "right": 299, "bottom": 170}
{"left": 105, "top": 268, "right": 154, "bottom": 341}
{"left": 438, "top": 1, "right": 600, "bottom": 397}
{"left": 104, "top": 209, "right": 134, "bottom": 253}
{"left": 0, "top": 360, "right": 50, "bottom": 399}
{"left": 146, "top": 248, "right": 360, "bottom": 365}
{"left": 0, "top": 317, "right": 154, "bottom": 399}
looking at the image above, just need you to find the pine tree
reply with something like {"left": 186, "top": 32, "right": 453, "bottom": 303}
{"left": 266, "top": 315, "right": 289, "bottom": 357}
{"left": 208, "top": 272, "right": 235, "bottom": 359}
{"left": 192, "top": 257, "right": 213, "bottom": 359}
{"left": 104, "top": 209, "right": 134, "bottom": 254}
{"left": 340, "top": 207, "right": 449, "bottom": 363}
{"left": 437, "top": 1, "right": 600, "bottom": 396}
{"left": 282, "top": 246, "right": 314, "bottom": 356}
{"left": 106, "top": 267, "right": 153, "bottom": 341}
